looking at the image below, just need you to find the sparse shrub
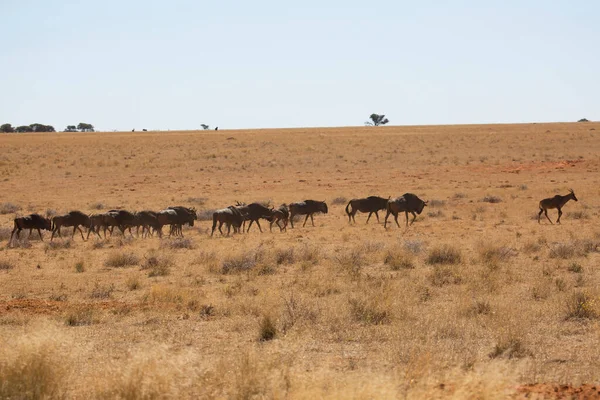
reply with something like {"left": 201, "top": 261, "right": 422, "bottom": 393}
{"left": 519, "top": 184, "right": 528, "bottom": 190}
{"left": 44, "top": 239, "right": 72, "bottom": 250}
{"left": 90, "top": 202, "right": 105, "bottom": 210}
{"left": 142, "top": 254, "right": 173, "bottom": 277}
{"left": 348, "top": 296, "right": 391, "bottom": 325}
{"left": 45, "top": 209, "right": 57, "bottom": 217}
{"left": 115, "top": 236, "right": 134, "bottom": 247}
{"left": 200, "top": 304, "right": 215, "bottom": 319}
{"left": 428, "top": 199, "right": 446, "bottom": 207}
{"left": 426, "top": 245, "right": 462, "bottom": 265}
{"left": 222, "top": 252, "right": 257, "bottom": 274}
{"left": 75, "top": 261, "right": 85, "bottom": 273}
{"left": 197, "top": 209, "right": 217, "bottom": 221}
{"left": 92, "top": 240, "right": 106, "bottom": 250}
{"left": 467, "top": 300, "right": 491, "bottom": 316}
{"left": 297, "top": 244, "right": 321, "bottom": 265}
{"left": 489, "top": 336, "right": 529, "bottom": 359}
{"left": 555, "top": 278, "right": 567, "bottom": 291}
{"left": 427, "top": 210, "right": 445, "bottom": 218}
{"left": 65, "top": 306, "right": 96, "bottom": 326}
{"left": 453, "top": 192, "right": 467, "bottom": 199}
{"left": 0, "top": 339, "right": 66, "bottom": 399}
{"left": 523, "top": 241, "right": 541, "bottom": 254}
{"left": 429, "top": 265, "right": 462, "bottom": 286}
{"left": 274, "top": 247, "right": 295, "bottom": 265}
{"left": 90, "top": 282, "right": 114, "bottom": 299}
{"left": 548, "top": 242, "right": 577, "bottom": 259}
{"left": 335, "top": 248, "right": 364, "bottom": 278}
{"left": 482, "top": 195, "right": 502, "bottom": 204}
{"left": 567, "top": 211, "right": 590, "bottom": 220}
{"left": 0, "top": 227, "right": 12, "bottom": 241}
{"left": 404, "top": 240, "right": 424, "bottom": 254}
{"left": 104, "top": 252, "right": 139, "bottom": 268}
{"left": 0, "top": 260, "right": 15, "bottom": 270}
{"left": 187, "top": 197, "right": 208, "bottom": 206}
{"left": 127, "top": 277, "right": 141, "bottom": 290}
{"left": 160, "top": 237, "right": 194, "bottom": 249}
{"left": 384, "top": 248, "right": 415, "bottom": 270}
{"left": 331, "top": 196, "right": 347, "bottom": 205}
{"left": 0, "top": 202, "right": 21, "bottom": 214}
{"left": 478, "top": 243, "right": 514, "bottom": 264}
{"left": 565, "top": 291, "right": 597, "bottom": 319}
{"left": 568, "top": 262, "right": 583, "bottom": 273}
{"left": 10, "top": 237, "right": 32, "bottom": 249}
{"left": 257, "top": 263, "right": 276, "bottom": 275}
{"left": 258, "top": 315, "right": 277, "bottom": 341}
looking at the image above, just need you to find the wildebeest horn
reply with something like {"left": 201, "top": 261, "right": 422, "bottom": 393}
{"left": 424, "top": 200, "right": 429, "bottom": 204}
{"left": 569, "top": 188, "right": 574, "bottom": 193}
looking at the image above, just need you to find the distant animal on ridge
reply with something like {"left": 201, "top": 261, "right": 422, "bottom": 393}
{"left": 10, "top": 214, "right": 52, "bottom": 244}
{"left": 384, "top": 193, "right": 428, "bottom": 228}
{"left": 538, "top": 189, "right": 578, "bottom": 224}
{"left": 288, "top": 200, "right": 328, "bottom": 228}
{"left": 345, "top": 196, "right": 389, "bottom": 224}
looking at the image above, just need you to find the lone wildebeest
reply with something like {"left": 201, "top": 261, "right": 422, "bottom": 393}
{"left": 211, "top": 206, "right": 244, "bottom": 236}
{"left": 384, "top": 193, "right": 428, "bottom": 228}
{"left": 10, "top": 214, "right": 52, "bottom": 243}
{"left": 268, "top": 204, "right": 289, "bottom": 232}
{"left": 51, "top": 211, "right": 91, "bottom": 241}
{"left": 167, "top": 206, "right": 197, "bottom": 236}
{"left": 235, "top": 202, "right": 273, "bottom": 233}
{"left": 345, "top": 196, "right": 389, "bottom": 224}
{"left": 538, "top": 189, "right": 578, "bottom": 224}
{"left": 288, "top": 200, "right": 328, "bottom": 228}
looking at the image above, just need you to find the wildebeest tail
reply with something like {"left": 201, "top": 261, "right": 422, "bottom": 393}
{"left": 345, "top": 201, "right": 352, "bottom": 216}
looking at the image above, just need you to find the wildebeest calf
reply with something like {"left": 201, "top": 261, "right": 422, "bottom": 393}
{"left": 268, "top": 204, "right": 289, "bottom": 232}
{"left": 345, "top": 196, "right": 389, "bottom": 224}
{"left": 384, "top": 193, "right": 428, "bottom": 228}
{"left": 10, "top": 214, "right": 52, "bottom": 244}
{"left": 236, "top": 203, "right": 273, "bottom": 233}
{"left": 288, "top": 200, "right": 328, "bottom": 228}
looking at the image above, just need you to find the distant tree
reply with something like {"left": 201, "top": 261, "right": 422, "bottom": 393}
{"left": 201, "top": 124, "right": 210, "bottom": 130}
{"left": 15, "top": 125, "right": 33, "bottom": 133}
{"left": 0, "top": 123, "right": 14, "bottom": 133}
{"left": 65, "top": 125, "right": 78, "bottom": 132}
{"left": 77, "top": 122, "right": 94, "bottom": 132}
{"left": 29, "top": 123, "right": 55, "bottom": 132}
{"left": 578, "top": 118, "right": 590, "bottom": 122}
{"left": 365, "top": 114, "right": 389, "bottom": 126}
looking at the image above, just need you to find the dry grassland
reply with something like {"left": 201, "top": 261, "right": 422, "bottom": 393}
{"left": 1, "top": 122, "right": 600, "bottom": 398}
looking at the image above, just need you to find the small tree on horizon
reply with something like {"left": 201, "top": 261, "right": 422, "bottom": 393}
{"left": 201, "top": 124, "right": 210, "bottom": 130}
{"left": 365, "top": 114, "right": 389, "bottom": 126}
{"left": 0, "top": 123, "right": 14, "bottom": 133}
{"left": 65, "top": 125, "right": 78, "bottom": 132}
{"left": 77, "top": 122, "right": 94, "bottom": 132}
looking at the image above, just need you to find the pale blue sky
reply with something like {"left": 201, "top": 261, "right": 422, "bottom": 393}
{"left": 1, "top": 1, "right": 598, "bottom": 131}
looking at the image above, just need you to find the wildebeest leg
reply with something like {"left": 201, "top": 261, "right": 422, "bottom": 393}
{"left": 384, "top": 210, "right": 390, "bottom": 228}
{"left": 409, "top": 211, "right": 417, "bottom": 226}
{"left": 218, "top": 222, "right": 224, "bottom": 236}
{"left": 77, "top": 226, "right": 86, "bottom": 241}
{"left": 375, "top": 211, "right": 380, "bottom": 223}
{"left": 366, "top": 212, "right": 373, "bottom": 224}
{"left": 28, "top": 228, "right": 33, "bottom": 239}
{"left": 9, "top": 226, "right": 19, "bottom": 244}
{"left": 289, "top": 213, "right": 295, "bottom": 228}
{"left": 310, "top": 214, "right": 315, "bottom": 226}
{"left": 394, "top": 212, "right": 400, "bottom": 228}
{"left": 247, "top": 220, "right": 254, "bottom": 233}
{"left": 256, "top": 220, "right": 263, "bottom": 233}
{"left": 37, "top": 228, "right": 44, "bottom": 241}
{"left": 302, "top": 214, "right": 310, "bottom": 227}
{"left": 556, "top": 207, "right": 563, "bottom": 224}
{"left": 543, "top": 209, "right": 553, "bottom": 224}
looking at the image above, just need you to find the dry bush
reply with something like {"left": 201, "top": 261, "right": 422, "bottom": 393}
{"left": 428, "top": 199, "right": 446, "bottom": 207}
{"left": 90, "top": 201, "right": 105, "bottom": 210}
{"left": 565, "top": 291, "right": 598, "bottom": 320}
{"left": 142, "top": 253, "right": 173, "bottom": 277}
{"left": 221, "top": 251, "right": 259, "bottom": 274}
{"left": 197, "top": 209, "right": 217, "bottom": 221}
{"left": 567, "top": 211, "right": 590, "bottom": 220}
{"left": 568, "top": 262, "right": 583, "bottom": 273}
{"left": 0, "top": 227, "right": 12, "bottom": 241}
{"left": 331, "top": 196, "right": 347, "bottom": 205}
{"left": 489, "top": 335, "right": 530, "bottom": 359}
{"left": 280, "top": 292, "right": 319, "bottom": 333}
{"left": 0, "top": 260, "right": 15, "bottom": 270}
{"left": 104, "top": 252, "right": 139, "bottom": 268}
{"left": 0, "top": 332, "right": 66, "bottom": 399}
{"left": 74, "top": 261, "right": 85, "bottom": 273}
{"left": 403, "top": 240, "right": 424, "bottom": 254}
{"left": 65, "top": 306, "right": 97, "bottom": 326}
{"left": 522, "top": 240, "right": 541, "bottom": 254}
{"left": 466, "top": 299, "right": 492, "bottom": 316}
{"left": 453, "top": 192, "right": 467, "bottom": 199}
{"left": 429, "top": 265, "right": 463, "bottom": 287}
{"left": 335, "top": 247, "right": 365, "bottom": 278}
{"left": 9, "top": 237, "right": 32, "bottom": 249}
{"left": 187, "top": 196, "right": 208, "bottom": 206}
{"left": 348, "top": 292, "right": 391, "bottom": 325}
{"left": 481, "top": 195, "right": 502, "bottom": 203}
{"left": 258, "top": 315, "right": 277, "bottom": 341}
{"left": 90, "top": 282, "right": 115, "bottom": 299}
{"left": 127, "top": 276, "right": 141, "bottom": 291}
{"left": 45, "top": 209, "right": 56, "bottom": 217}
{"left": 142, "top": 285, "right": 189, "bottom": 308}
{"left": 44, "top": 239, "right": 72, "bottom": 250}
{"left": 477, "top": 243, "right": 514, "bottom": 264}
{"left": 427, "top": 210, "right": 445, "bottom": 218}
{"left": 0, "top": 202, "right": 21, "bottom": 214}
{"left": 426, "top": 245, "right": 462, "bottom": 265}
{"left": 384, "top": 247, "right": 415, "bottom": 270}
{"left": 160, "top": 237, "right": 194, "bottom": 250}
{"left": 274, "top": 247, "right": 295, "bottom": 265}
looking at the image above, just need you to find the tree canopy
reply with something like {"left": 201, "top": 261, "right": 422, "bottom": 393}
{"left": 0, "top": 123, "right": 14, "bottom": 133}
{"left": 77, "top": 122, "right": 94, "bottom": 132}
{"left": 365, "top": 114, "right": 389, "bottom": 126}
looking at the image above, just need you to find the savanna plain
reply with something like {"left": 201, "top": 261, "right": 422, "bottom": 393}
{"left": 1, "top": 123, "right": 600, "bottom": 399}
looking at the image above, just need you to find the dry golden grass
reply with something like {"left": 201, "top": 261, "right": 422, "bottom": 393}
{"left": 2, "top": 122, "right": 600, "bottom": 397}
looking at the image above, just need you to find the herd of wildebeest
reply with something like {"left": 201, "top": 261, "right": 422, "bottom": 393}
{"left": 6, "top": 189, "right": 579, "bottom": 246}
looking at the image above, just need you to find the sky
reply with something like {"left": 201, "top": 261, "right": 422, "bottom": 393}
{"left": 1, "top": 1, "right": 598, "bottom": 131}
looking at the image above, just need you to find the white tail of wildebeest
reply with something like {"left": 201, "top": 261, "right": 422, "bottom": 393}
{"left": 384, "top": 193, "right": 428, "bottom": 228}
{"left": 288, "top": 200, "right": 328, "bottom": 228}
{"left": 538, "top": 189, "right": 578, "bottom": 224}
{"left": 345, "top": 196, "right": 389, "bottom": 224}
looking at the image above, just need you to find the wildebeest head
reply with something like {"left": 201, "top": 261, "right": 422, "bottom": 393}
{"left": 320, "top": 201, "right": 328, "bottom": 214}
{"left": 403, "top": 193, "right": 427, "bottom": 215}
{"left": 42, "top": 217, "right": 52, "bottom": 230}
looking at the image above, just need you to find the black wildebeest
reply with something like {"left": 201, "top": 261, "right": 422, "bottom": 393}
{"left": 384, "top": 193, "right": 428, "bottom": 228}
{"left": 236, "top": 202, "right": 274, "bottom": 233}
{"left": 211, "top": 206, "right": 244, "bottom": 236}
{"left": 345, "top": 196, "right": 389, "bottom": 224}
{"left": 134, "top": 211, "right": 161, "bottom": 237}
{"left": 156, "top": 209, "right": 179, "bottom": 238}
{"left": 538, "top": 189, "right": 578, "bottom": 224}
{"left": 108, "top": 210, "right": 137, "bottom": 236}
{"left": 10, "top": 214, "right": 52, "bottom": 243}
{"left": 288, "top": 200, "right": 328, "bottom": 228}
{"left": 167, "top": 206, "right": 197, "bottom": 236}
{"left": 268, "top": 204, "right": 289, "bottom": 232}
{"left": 51, "top": 211, "right": 91, "bottom": 241}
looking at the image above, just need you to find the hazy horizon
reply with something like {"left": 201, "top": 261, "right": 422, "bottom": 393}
{"left": 1, "top": 1, "right": 598, "bottom": 131}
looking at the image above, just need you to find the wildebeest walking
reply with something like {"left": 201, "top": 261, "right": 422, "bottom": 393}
{"left": 345, "top": 196, "right": 389, "bottom": 224}
{"left": 268, "top": 204, "right": 289, "bottom": 232}
{"left": 235, "top": 202, "right": 273, "bottom": 233}
{"left": 51, "top": 211, "right": 91, "bottom": 241}
{"left": 108, "top": 210, "right": 137, "bottom": 236}
{"left": 288, "top": 200, "right": 328, "bottom": 228}
{"left": 211, "top": 206, "right": 244, "bottom": 236}
{"left": 384, "top": 193, "right": 428, "bottom": 228}
{"left": 134, "top": 211, "right": 160, "bottom": 238}
{"left": 538, "top": 189, "right": 578, "bottom": 224}
{"left": 10, "top": 214, "right": 52, "bottom": 244}
{"left": 167, "top": 206, "right": 197, "bottom": 236}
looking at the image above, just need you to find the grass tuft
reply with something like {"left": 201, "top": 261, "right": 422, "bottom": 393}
{"left": 565, "top": 291, "right": 598, "bottom": 319}
{"left": 426, "top": 245, "right": 462, "bottom": 265}
{"left": 0, "top": 202, "right": 21, "bottom": 214}
{"left": 104, "top": 252, "right": 139, "bottom": 268}
{"left": 258, "top": 315, "right": 277, "bottom": 341}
